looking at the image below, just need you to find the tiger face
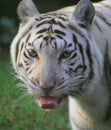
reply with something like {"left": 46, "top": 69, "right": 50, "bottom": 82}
{"left": 11, "top": 0, "right": 102, "bottom": 109}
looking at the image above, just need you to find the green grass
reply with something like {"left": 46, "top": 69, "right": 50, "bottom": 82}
{"left": 0, "top": 53, "right": 69, "bottom": 130}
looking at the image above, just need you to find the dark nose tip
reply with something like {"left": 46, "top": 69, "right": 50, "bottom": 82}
{"left": 40, "top": 86, "right": 54, "bottom": 95}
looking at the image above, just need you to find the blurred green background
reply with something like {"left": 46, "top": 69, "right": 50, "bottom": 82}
{"left": 0, "top": 0, "right": 100, "bottom": 130}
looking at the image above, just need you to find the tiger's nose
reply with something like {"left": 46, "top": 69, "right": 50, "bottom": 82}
{"left": 39, "top": 81, "right": 55, "bottom": 95}
{"left": 40, "top": 86, "right": 54, "bottom": 95}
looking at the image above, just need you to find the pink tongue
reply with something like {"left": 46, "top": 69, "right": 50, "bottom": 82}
{"left": 40, "top": 97, "right": 58, "bottom": 109}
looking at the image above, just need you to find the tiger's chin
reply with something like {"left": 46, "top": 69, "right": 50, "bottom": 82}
{"left": 36, "top": 96, "right": 67, "bottom": 110}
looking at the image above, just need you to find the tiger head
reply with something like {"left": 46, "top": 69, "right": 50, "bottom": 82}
{"left": 11, "top": 0, "right": 103, "bottom": 109}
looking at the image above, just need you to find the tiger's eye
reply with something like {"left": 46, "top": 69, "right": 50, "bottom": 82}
{"left": 28, "top": 49, "right": 37, "bottom": 58}
{"left": 59, "top": 51, "right": 71, "bottom": 60}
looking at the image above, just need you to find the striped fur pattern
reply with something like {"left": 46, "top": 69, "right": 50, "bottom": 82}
{"left": 11, "top": 0, "right": 111, "bottom": 129}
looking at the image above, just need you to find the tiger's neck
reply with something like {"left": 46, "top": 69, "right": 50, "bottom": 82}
{"left": 68, "top": 79, "right": 111, "bottom": 130}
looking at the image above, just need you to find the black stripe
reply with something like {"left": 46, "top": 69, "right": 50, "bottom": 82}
{"left": 72, "top": 34, "right": 78, "bottom": 50}
{"left": 43, "top": 36, "right": 48, "bottom": 41}
{"left": 65, "top": 69, "right": 72, "bottom": 77}
{"left": 58, "top": 16, "right": 67, "bottom": 21}
{"left": 63, "top": 39, "right": 68, "bottom": 49}
{"left": 56, "top": 35, "right": 63, "bottom": 39}
{"left": 35, "top": 18, "right": 42, "bottom": 21}
{"left": 86, "top": 40, "right": 94, "bottom": 80}
{"left": 57, "top": 21, "right": 66, "bottom": 28}
{"left": 73, "top": 34, "right": 78, "bottom": 44}
{"left": 78, "top": 23, "right": 87, "bottom": 28}
{"left": 73, "top": 65, "right": 83, "bottom": 72}
{"left": 20, "top": 42, "right": 24, "bottom": 51}
{"left": 54, "top": 41, "right": 58, "bottom": 50}
{"left": 42, "top": 13, "right": 67, "bottom": 20}
{"left": 50, "top": 37, "right": 55, "bottom": 41}
{"left": 24, "top": 60, "right": 29, "bottom": 66}
{"left": 69, "top": 61, "right": 76, "bottom": 66}
{"left": 69, "top": 68, "right": 75, "bottom": 73}
{"left": 50, "top": 18, "right": 66, "bottom": 28}
{"left": 72, "top": 34, "right": 86, "bottom": 71}
{"left": 78, "top": 43, "right": 85, "bottom": 67}
{"left": 68, "top": 24, "right": 85, "bottom": 38}
{"left": 74, "top": 65, "right": 87, "bottom": 73}
{"left": 16, "top": 41, "right": 24, "bottom": 62}
{"left": 36, "top": 21, "right": 47, "bottom": 28}
{"left": 36, "top": 28, "right": 48, "bottom": 34}
{"left": 36, "top": 35, "right": 43, "bottom": 39}
{"left": 26, "top": 33, "right": 31, "bottom": 43}
{"left": 50, "top": 19, "right": 66, "bottom": 28}
{"left": 40, "top": 43, "right": 43, "bottom": 50}
{"left": 72, "top": 34, "right": 87, "bottom": 73}
{"left": 54, "top": 29, "right": 66, "bottom": 36}
{"left": 15, "top": 27, "right": 32, "bottom": 62}
{"left": 24, "top": 51, "right": 30, "bottom": 59}
{"left": 67, "top": 43, "right": 72, "bottom": 48}
{"left": 32, "top": 35, "right": 43, "bottom": 45}
{"left": 15, "top": 39, "right": 20, "bottom": 62}
{"left": 27, "top": 42, "right": 32, "bottom": 46}
{"left": 69, "top": 52, "right": 77, "bottom": 60}
{"left": 25, "top": 67, "right": 29, "bottom": 71}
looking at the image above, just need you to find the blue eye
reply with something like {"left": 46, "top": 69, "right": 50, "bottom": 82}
{"left": 28, "top": 49, "right": 37, "bottom": 58}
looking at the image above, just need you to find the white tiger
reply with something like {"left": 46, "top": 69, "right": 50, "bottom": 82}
{"left": 10, "top": 0, "right": 111, "bottom": 129}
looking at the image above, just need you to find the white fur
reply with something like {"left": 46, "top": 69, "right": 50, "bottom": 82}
{"left": 10, "top": 0, "right": 111, "bottom": 130}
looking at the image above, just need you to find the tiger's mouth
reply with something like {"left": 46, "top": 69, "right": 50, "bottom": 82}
{"left": 36, "top": 96, "right": 67, "bottom": 109}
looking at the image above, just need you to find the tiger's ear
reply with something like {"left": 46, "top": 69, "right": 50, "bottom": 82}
{"left": 17, "top": 0, "right": 39, "bottom": 24}
{"left": 74, "top": 0, "right": 95, "bottom": 28}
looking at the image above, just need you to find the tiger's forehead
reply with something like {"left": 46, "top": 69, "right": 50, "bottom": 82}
{"left": 33, "top": 13, "right": 69, "bottom": 33}
{"left": 20, "top": 13, "right": 86, "bottom": 53}
{"left": 29, "top": 13, "right": 85, "bottom": 40}
{"left": 23, "top": 15, "right": 75, "bottom": 48}
{"left": 35, "top": 13, "right": 69, "bottom": 22}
